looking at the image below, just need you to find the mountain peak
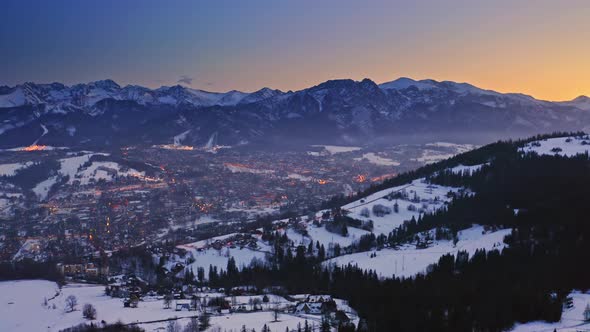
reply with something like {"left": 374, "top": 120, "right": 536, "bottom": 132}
{"left": 88, "top": 79, "right": 121, "bottom": 90}
{"left": 573, "top": 95, "right": 590, "bottom": 102}
{"left": 379, "top": 77, "right": 438, "bottom": 91}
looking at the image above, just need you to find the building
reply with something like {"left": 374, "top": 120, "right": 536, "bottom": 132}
{"left": 175, "top": 300, "right": 196, "bottom": 311}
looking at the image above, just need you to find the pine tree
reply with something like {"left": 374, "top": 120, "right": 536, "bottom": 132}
{"left": 320, "top": 315, "right": 331, "bottom": 332}
{"left": 198, "top": 313, "right": 210, "bottom": 330}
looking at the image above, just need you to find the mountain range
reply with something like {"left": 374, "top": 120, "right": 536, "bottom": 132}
{"left": 1, "top": 77, "right": 589, "bottom": 149}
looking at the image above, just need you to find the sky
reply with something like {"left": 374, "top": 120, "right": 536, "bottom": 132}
{"left": 1, "top": 0, "right": 589, "bottom": 101}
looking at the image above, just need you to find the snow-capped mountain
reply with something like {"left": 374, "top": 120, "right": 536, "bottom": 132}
{"left": 0, "top": 80, "right": 285, "bottom": 111}
{"left": 0, "top": 77, "right": 589, "bottom": 149}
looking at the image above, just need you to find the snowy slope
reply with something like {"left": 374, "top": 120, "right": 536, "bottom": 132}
{"left": 520, "top": 136, "right": 590, "bottom": 157}
{"left": 25, "top": 152, "right": 145, "bottom": 200}
{"left": 0, "top": 88, "right": 27, "bottom": 107}
{"left": 341, "top": 179, "right": 461, "bottom": 236}
{"left": 174, "top": 234, "right": 272, "bottom": 277}
{"left": 57, "top": 153, "right": 143, "bottom": 185}
{"left": 448, "top": 163, "right": 487, "bottom": 175}
{"left": 286, "top": 223, "right": 371, "bottom": 248}
{"left": 510, "top": 291, "right": 590, "bottom": 332}
{"left": 354, "top": 152, "right": 400, "bottom": 166}
{"left": 0, "top": 161, "right": 33, "bottom": 176}
{"left": 324, "top": 225, "right": 511, "bottom": 279}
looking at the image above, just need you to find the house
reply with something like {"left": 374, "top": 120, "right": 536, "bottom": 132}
{"left": 124, "top": 294, "right": 139, "bottom": 308}
{"left": 306, "top": 295, "right": 332, "bottom": 303}
{"left": 57, "top": 262, "right": 108, "bottom": 279}
{"left": 175, "top": 300, "right": 195, "bottom": 311}
{"left": 295, "top": 302, "right": 323, "bottom": 315}
{"left": 294, "top": 295, "right": 338, "bottom": 315}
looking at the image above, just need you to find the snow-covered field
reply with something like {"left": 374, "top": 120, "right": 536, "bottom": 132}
{"left": 412, "top": 149, "right": 458, "bottom": 164}
{"left": 426, "top": 142, "right": 477, "bottom": 153}
{"left": 182, "top": 246, "right": 269, "bottom": 273}
{"left": 224, "top": 163, "right": 274, "bottom": 174}
{"left": 23, "top": 152, "right": 145, "bottom": 200}
{"left": 324, "top": 225, "right": 511, "bottom": 279}
{"left": 33, "top": 176, "right": 58, "bottom": 200}
{"left": 341, "top": 178, "right": 461, "bottom": 236}
{"left": 174, "top": 235, "right": 272, "bottom": 276}
{"left": 354, "top": 152, "right": 400, "bottom": 166}
{"left": 412, "top": 142, "right": 477, "bottom": 164}
{"left": 0, "top": 161, "right": 33, "bottom": 176}
{"left": 310, "top": 145, "right": 362, "bottom": 154}
{"left": 0, "top": 280, "right": 353, "bottom": 332}
{"left": 511, "top": 291, "right": 590, "bottom": 332}
{"left": 520, "top": 136, "right": 590, "bottom": 157}
{"left": 0, "top": 280, "right": 205, "bottom": 332}
{"left": 59, "top": 153, "right": 144, "bottom": 185}
{"left": 286, "top": 222, "right": 371, "bottom": 248}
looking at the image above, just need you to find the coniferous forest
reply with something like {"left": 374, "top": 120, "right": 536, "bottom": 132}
{"left": 203, "top": 134, "right": 590, "bottom": 331}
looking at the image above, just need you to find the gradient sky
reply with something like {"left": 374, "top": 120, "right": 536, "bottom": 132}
{"left": 1, "top": 0, "right": 589, "bottom": 101}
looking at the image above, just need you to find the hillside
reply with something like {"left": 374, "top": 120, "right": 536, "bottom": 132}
{"left": 156, "top": 132, "right": 590, "bottom": 331}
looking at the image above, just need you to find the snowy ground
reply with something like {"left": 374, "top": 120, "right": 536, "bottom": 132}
{"left": 225, "top": 163, "right": 274, "bottom": 174}
{"left": 181, "top": 246, "right": 269, "bottom": 273}
{"left": 26, "top": 152, "right": 145, "bottom": 200}
{"left": 511, "top": 291, "right": 590, "bottom": 332}
{"left": 520, "top": 136, "right": 590, "bottom": 157}
{"left": 286, "top": 223, "right": 371, "bottom": 249}
{"left": 58, "top": 153, "right": 144, "bottom": 185}
{"left": 0, "top": 280, "right": 352, "bottom": 332}
{"left": 448, "top": 163, "right": 486, "bottom": 175}
{"left": 412, "top": 142, "right": 477, "bottom": 164}
{"left": 324, "top": 225, "right": 511, "bottom": 279}
{"left": 310, "top": 145, "right": 362, "bottom": 154}
{"left": 0, "top": 161, "right": 33, "bottom": 176}
{"left": 0, "top": 280, "right": 206, "bottom": 332}
{"left": 354, "top": 152, "right": 400, "bottom": 166}
{"left": 174, "top": 235, "right": 272, "bottom": 277}
{"left": 33, "top": 176, "right": 58, "bottom": 200}
{"left": 205, "top": 312, "right": 320, "bottom": 332}
{"left": 341, "top": 178, "right": 461, "bottom": 236}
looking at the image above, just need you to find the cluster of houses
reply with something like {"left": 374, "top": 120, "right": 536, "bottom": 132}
{"left": 105, "top": 274, "right": 149, "bottom": 307}
{"left": 57, "top": 262, "right": 109, "bottom": 279}
{"left": 196, "top": 233, "right": 260, "bottom": 252}
{"left": 294, "top": 295, "right": 351, "bottom": 325}
{"left": 101, "top": 275, "right": 353, "bottom": 325}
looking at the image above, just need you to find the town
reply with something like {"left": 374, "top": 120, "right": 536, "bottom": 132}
{"left": 0, "top": 141, "right": 470, "bottom": 263}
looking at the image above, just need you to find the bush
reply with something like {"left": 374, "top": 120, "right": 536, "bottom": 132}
{"left": 65, "top": 295, "right": 78, "bottom": 312}
{"left": 372, "top": 204, "right": 391, "bottom": 217}
{"left": 83, "top": 303, "right": 97, "bottom": 320}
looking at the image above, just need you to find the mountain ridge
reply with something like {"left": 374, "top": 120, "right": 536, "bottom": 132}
{"left": 2, "top": 77, "right": 588, "bottom": 109}
{"left": 1, "top": 77, "right": 589, "bottom": 149}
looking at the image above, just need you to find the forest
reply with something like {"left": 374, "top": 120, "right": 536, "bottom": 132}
{"left": 203, "top": 134, "right": 590, "bottom": 331}
{"left": 4, "top": 133, "right": 590, "bottom": 331}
